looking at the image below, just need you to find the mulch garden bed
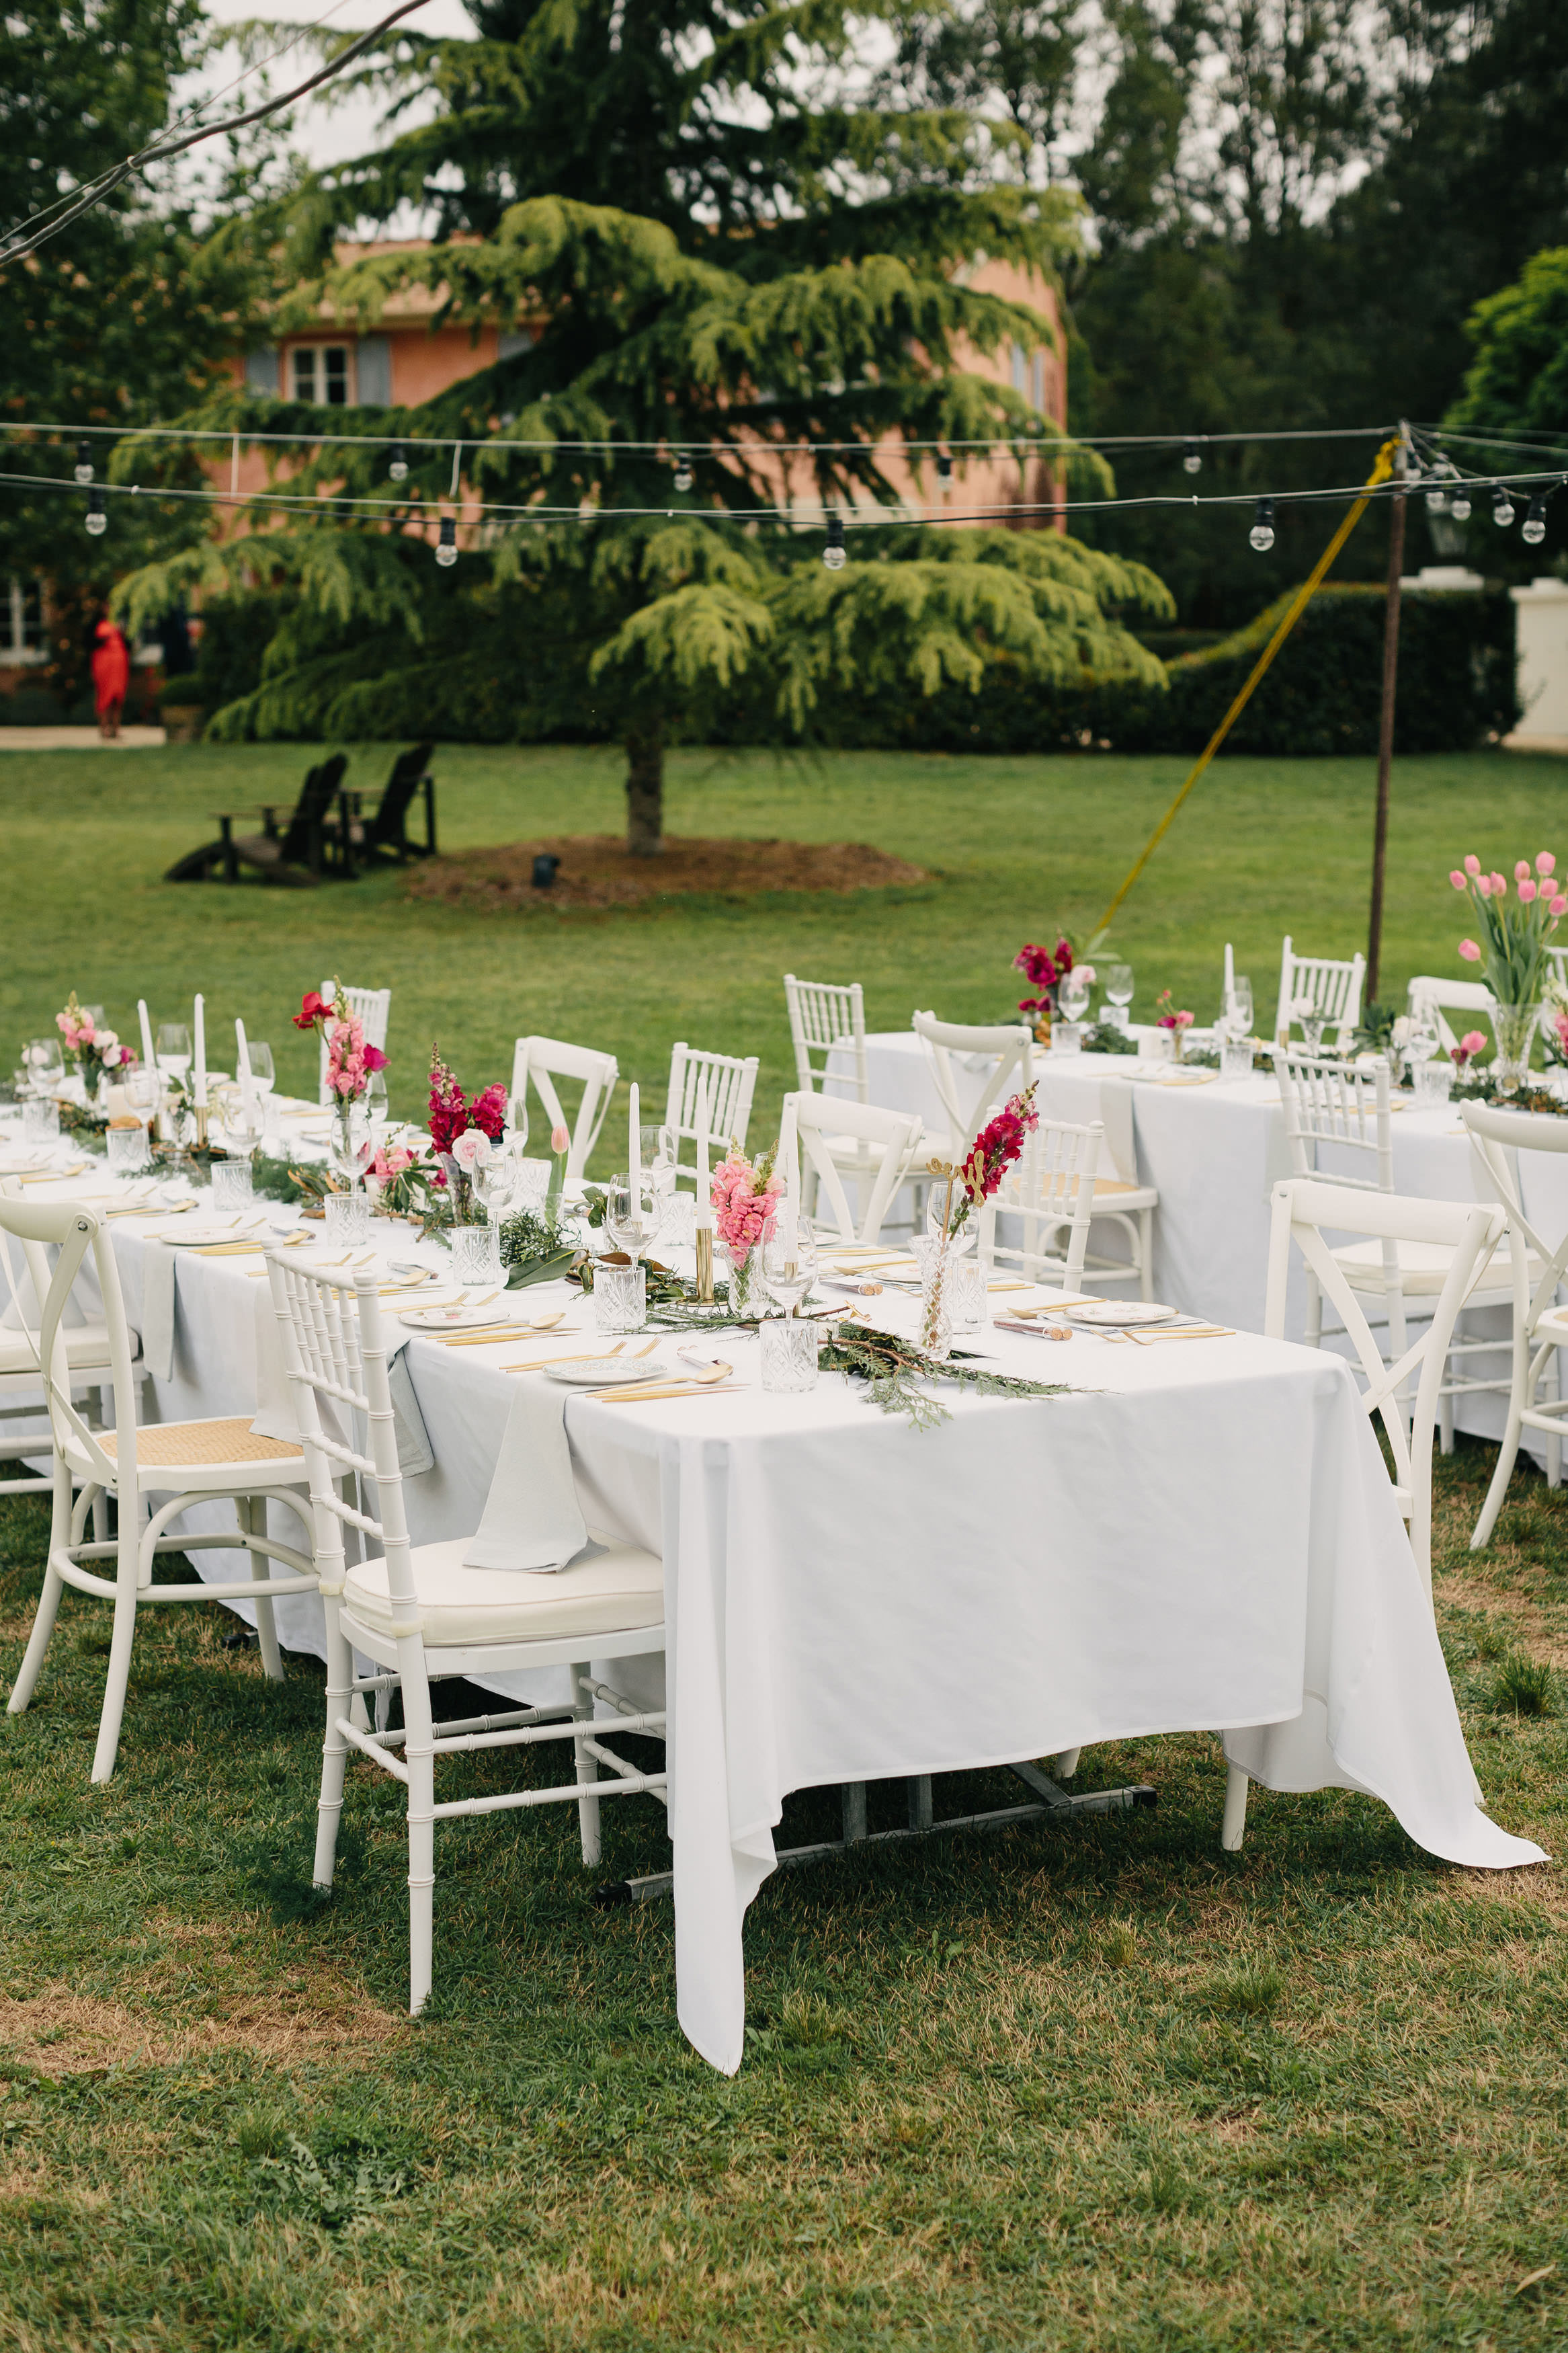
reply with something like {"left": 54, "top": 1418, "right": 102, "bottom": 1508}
{"left": 403, "top": 834, "right": 929, "bottom": 912}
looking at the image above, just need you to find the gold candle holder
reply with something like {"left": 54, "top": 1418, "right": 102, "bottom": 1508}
{"left": 695, "top": 1226, "right": 714, "bottom": 1304}
{"left": 194, "top": 1103, "right": 209, "bottom": 1150}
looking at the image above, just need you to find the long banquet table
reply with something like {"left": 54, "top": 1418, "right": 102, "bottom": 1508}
{"left": 1, "top": 1148, "right": 1548, "bottom": 2073}
{"left": 832, "top": 1033, "right": 1568, "bottom": 1454}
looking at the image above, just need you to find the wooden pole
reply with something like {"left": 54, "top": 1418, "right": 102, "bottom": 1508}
{"left": 1366, "top": 431, "right": 1408, "bottom": 1002}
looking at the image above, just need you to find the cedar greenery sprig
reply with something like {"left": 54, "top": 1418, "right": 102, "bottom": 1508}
{"left": 817, "top": 1321, "right": 1072, "bottom": 1429}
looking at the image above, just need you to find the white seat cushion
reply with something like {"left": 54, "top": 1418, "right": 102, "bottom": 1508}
{"left": 0, "top": 1323, "right": 139, "bottom": 1375}
{"left": 1335, "top": 1236, "right": 1524, "bottom": 1298}
{"left": 342, "top": 1536, "right": 664, "bottom": 1648}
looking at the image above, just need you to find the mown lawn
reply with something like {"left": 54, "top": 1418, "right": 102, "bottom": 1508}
{"left": 0, "top": 1441, "right": 1564, "bottom": 2349}
{"left": 3, "top": 740, "right": 1567, "bottom": 1160}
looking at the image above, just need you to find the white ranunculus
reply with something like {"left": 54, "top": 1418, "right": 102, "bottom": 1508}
{"left": 451, "top": 1127, "right": 491, "bottom": 1171}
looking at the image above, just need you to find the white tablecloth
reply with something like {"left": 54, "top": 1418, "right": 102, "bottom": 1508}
{"left": 4, "top": 1156, "right": 1546, "bottom": 2075}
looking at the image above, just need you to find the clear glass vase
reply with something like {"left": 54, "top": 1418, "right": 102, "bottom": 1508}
{"left": 911, "top": 1234, "right": 954, "bottom": 1362}
{"left": 1490, "top": 1003, "right": 1540, "bottom": 1095}
{"left": 723, "top": 1244, "right": 764, "bottom": 1319}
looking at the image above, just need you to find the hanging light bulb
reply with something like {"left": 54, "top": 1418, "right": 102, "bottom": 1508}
{"left": 673, "top": 456, "right": 693, "bottom": 493}
{"left": 1449, "top": 485, "right": 1472, "bottom": 522}
{"left": 1493, "top": 487, "right": 1516, "bottom": 528}
{"left": 1182, "top": 439, "right": 1202, "bottom": 476}
{"left": 388, "top": 440, "right": 409, "bottom": 482}
{"left": 936, "top": 452, "right": 953, "bottom": 482}
{"left": 823, "top": 513, "right": 847, "bottom": 571}
{"left": 85, "top": 486, "right": 107, "bottom": 538}
{"left": 1522, "top": 496, "right": 1548, "bottom": 547}
{"left": 74, "top": 440, "right": 94, "bottom": 486}
{"left": 435, "top": 515, "right": 458, "bottom": 568}
{"left": 1249, "top": 497, "right": 1275, "bottom": 553}
{"left": 1426, "top": 480, "right": 1449, "bottom": 515}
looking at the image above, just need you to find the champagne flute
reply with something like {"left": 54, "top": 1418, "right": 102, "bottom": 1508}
{"left": 1103, "top": 963, "right": 1134, "bottom": 1026}
{"left": 762, "top": 1216, "right": 818, "bottom": 1316}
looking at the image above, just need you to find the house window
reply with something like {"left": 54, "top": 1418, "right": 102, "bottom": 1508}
{"left": 1, "top": 578, "right": 44, "bottom": 663}
{"left": 291, "top": 344, "right": 352, "bottom": 405}
{"left": 1010, "top": 342, "right": 1027, "bottom": 395}
{"left": 1033, "top": 351, "right": 1046, "bottom": 412}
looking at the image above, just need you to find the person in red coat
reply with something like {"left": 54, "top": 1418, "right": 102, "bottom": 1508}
{"left": 91, "top": 615, "right": 130, "bottom": 739}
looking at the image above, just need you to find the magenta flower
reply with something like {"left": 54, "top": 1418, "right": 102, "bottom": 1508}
{"left": 1458, "top": 939, "right": 1482, "bottom": 961}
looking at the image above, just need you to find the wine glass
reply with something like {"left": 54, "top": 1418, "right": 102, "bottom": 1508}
{"left": 1102, "top": 963, "right": 1134, "bottom": 1025}
{"left": 24, "top": 1037, "right": 63, "bottom": 1096}
{"left": 641, "top": 1123, "right": 678, "bottom": 1203}
{"left": 474, "top": 1136, "right": 526, "bottom": 1220}
{"left": 156, "top": 1023, "right": 192, "bottom": 1091}
{"left": 245, "top": 1042, "right": 276, "bottom": 1100}
{"left": 329, "top": 1103, "right": 372, "bottom": 1188}
{"left": 1294, "top": 999, "right": 1325, "bottom": 1056}
{"left": 606, "top": 1172, "right": 659, "bottom": 1265}
{"left": 762, "top": 1216, "right": 818, "bottom": 1317}
{"left": 1230, "top": 974, "right": 1254, "bottom": 1037}
{"left": 1058, "top": 970, "right": 1092, "bottom": 1026}
{"left": 363, "top": 1070, "right": 389, "bottom": 1141}
{"left": 214, "top": 1082, "right": 265, "bottom": 1160}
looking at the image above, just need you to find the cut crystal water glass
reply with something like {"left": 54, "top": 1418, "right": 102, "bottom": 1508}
{"left": 451, "top": 1222, "right": 502, "bottom": 1285}
{"left": 324, "top": 1190, "right": 372, "bottom": 1248}
{"left": 761, "top": 1318, "right": 819, "bottom": 1393}
{"left": 594, "top": 1259, "right": 646, "bottom": 1333}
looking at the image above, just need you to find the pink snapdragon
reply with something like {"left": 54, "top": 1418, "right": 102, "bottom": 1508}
{"left": 710, "top": 1149, "right": 781, "bottom": 1264}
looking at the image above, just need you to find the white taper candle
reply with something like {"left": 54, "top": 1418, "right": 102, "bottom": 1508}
{"left": 235, "top": 1017, "right": 257, "bottom": 1120}
{"left": 137, "top": 998, "right": 155, "bottom": 1072}
{"left": 695, "top": 1072, "right": 712, "bottom": 1227}
{"left": 628, "top": 1079, "right": 641, "bottom": 1196}
{"left": 193, "top": 994, "right": 207, "bottom": 1109}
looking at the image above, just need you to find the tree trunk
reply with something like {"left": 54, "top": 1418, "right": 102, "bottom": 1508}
{"left": 625, "top": 729, "right": 665, "bottom": 856}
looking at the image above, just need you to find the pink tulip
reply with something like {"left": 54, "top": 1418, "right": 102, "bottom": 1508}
{"left": 1492, "top": 872, "right": 1507, "bottom": 895}
{"left": 1477, "top": 876, "right": 1493, "bottom": 897}
{"left": 1459, "top": 1030, "right": 1488, "bottom": 1058}
{"left": 1458, "top": 939, "right": 1482, "bottom": 961}
{"left": 550, "top": 1122, "right": 570, "bottom": 1155}
{"left": 1516, "top": 861, "right": 1531, "bottom": 881}
{"left": 1464, "top": 854, "right": 1481, "bottom": 875}
{"left": 1540, "top": 852, "right": 1557, "bottom": 876}
{"left": 1450, "top": 870, "right": 1467, "bottom": 889}
{"left": 1520, "top": 878, "right": 1538, "bottom": 902}
{"left": 1554, "top": 897, "right": 1567, "bottom": 918}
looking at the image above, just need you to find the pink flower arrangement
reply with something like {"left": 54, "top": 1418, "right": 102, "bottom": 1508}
{"left": 710, "top": 1148, "right": 782, "bottom": 1265}
{"left": 292, "top": 983, "right": 388, "bottom": 1103}
{"left": 946, "top": 1084, "right": 1039, "bottom": 1235}
{"left": 427, "top": 1049, "right": 507, "bottom": 1213}
{"left": 1448, "top": 852, "right": 1566, "bottom": 1010}
{"left": 1155, "top": 989, "right": 1194, "bottom": 1031}
{"left": 54, "top": 994, "right": 136, "bottom": 1077}
{"left": 450, "top": 1127, "right": 492, "bottom": 1172}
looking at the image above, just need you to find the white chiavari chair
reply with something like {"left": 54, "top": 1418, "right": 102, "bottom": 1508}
{"left": 784, "top": 973, "right": 867, "bottom": 1101}
{"left": 1407, "top": 975, "right": 1493, "bottom": 1058}
{"left": 267, "top": 1254, "right": 667, "bottom": 2016}
{"left": 2, "top": 1197, "right": 316, "bottom": 1783}
{"left": 508, "top": 1035, "right": 618, "bottom": 1180}
{"left": 665, "top": 1043, "right": 759, "bottom": 1186}
{"left": 317, "top": 980, "right": 390, "bottom": 1105}
{"left": 979, "top": 1117, "right": 1103, "bottom": 1293}
{"left": 0, "top": 1180, "right": 148, "bottom": 1507}
{"left": 786, "top": 1092, "right": 923, "bottom": 1246}
{"left": 1274, "top": 939, "right": 1365, "bottom": 1049}
{"left": 1220, "top": 1177, "right": 1508, "bottom": 1851}
{"left": 1459, "top": 1101, "right": 1568, "bottom": 1546}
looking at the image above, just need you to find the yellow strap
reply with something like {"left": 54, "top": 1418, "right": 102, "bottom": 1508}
{"left": 1098, "top": 437, "right": 1399, "bottom": 936}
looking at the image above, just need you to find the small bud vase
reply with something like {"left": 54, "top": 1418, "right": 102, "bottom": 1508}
{"left": 1489, "top": 1004, "right": 1540, "bottom": 1096}
{"left": 911, "top": 1234, "right": 954, "bottom": 1362}
{"left": 723, "top": 1243, "right": 764, "bottom": 1320}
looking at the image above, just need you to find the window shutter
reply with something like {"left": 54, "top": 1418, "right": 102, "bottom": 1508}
{"left": 356, "top": 334, "right": 393, "bottom": 406}
{"left": 244, "top": 346, "right": 280, "bottom": 396}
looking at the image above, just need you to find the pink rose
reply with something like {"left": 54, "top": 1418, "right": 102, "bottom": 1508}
{"left": 451, "top": 1128, "right": 491, "bottom": 1171}
{"left": 1516, "top": 861, "right": 1532, "bottom": 881}
{"left": 1520, "top": 878, "right": 1538, "bottom": 902}
{"left": 1450, "top": 870, "right": 1467, "bottom": 889}
{"left": 1539, "top": 852, "right": 1557, "bottom": 876}
{"left": 1464, "top": 854, "right": 1481, "bottom": 875}
{"left": 1458, "top": 939, "right": 1482, "bottom": 961}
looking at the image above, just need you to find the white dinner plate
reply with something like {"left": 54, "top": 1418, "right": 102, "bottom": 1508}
{"left": 545, "top": 1357, "right": 669, "bottom": 1386}
{"left": 165, "top": 1223, "right": 262, "bottom": 1248}
{"left": 1067, "top": 1300, "right": 1178, "bottom": 1328}
{"left": 401, "top": 1304, "right": 513, "bottom": 1332}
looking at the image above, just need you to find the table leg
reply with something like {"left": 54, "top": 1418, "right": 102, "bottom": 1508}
{"left": 841, "top": 1782, "right": 868, "bottom": 1844}
{"left": 907, "top": 1776, "right": 933, "bottom": 1831}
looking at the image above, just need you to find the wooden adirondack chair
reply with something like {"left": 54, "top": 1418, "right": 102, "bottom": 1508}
{"left": 165, "top": 756, "right": 350, "bottom": 885}
{"left": 327, "top": 744, "right": 438, "bottom": 869}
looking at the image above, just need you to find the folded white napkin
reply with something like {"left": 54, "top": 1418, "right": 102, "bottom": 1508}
{"left": 462, "top": 1375, "right": 597, "bottom": 1573}
{"left": 140, "top": 1238, "right": 177, "bottom": 1380}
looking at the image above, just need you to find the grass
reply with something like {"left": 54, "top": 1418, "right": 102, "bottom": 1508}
{"left": 3, "top": 737, "right": 1568, "bottom": 2344}
{"left": 3, "top": 739, "right": 1568, "bottom": 1160}
{"left": 1, "top": 1441, "right": 1565, "bottom": 2348}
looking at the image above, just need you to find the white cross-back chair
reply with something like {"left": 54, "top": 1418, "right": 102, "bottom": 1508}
{"left": 0, "top": 1185, "right": 148, "bottom": 1508}
{"left": 1407, "top": 975, "right": 1493, "bottom": 1057}
{"left": 665, "top": 1043, "right": 759, "bottom": 1186}
{"left": 508, "top": 1035, "right": 618, "bottom": 1181}
{"left": 267, "top": 1254, "right": 668, "bottom": 2016}
{"left": 1274, "top": 1048, "right": 1520, "bottom": 1442}
{"left": 1459, "top": 1101, "right": 1568, "bottom": 1548}
{"left": 785, "top": 1092, "right": 923, "bottom": 1245}
{"left": 784, "top": 973, "right": 867, "bottom": 1102}
{"left": 979, "top": 1117, "right": 1102, "bottom": 1294}
{"left": 317, "top": 980, "right": 390, "bottom": 1105}
{"left": 1, "top": 1196, "right": 317, "bottom": 1784}
{"left": 911, "top": 1013, "right": 1033, "bottom": 1166}
{"left": 1220, "top": 1177, "right": 1508, "bottom": 1852}
{"left": 1274, "top": 939, "right": 1365, "bottom": 1049}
